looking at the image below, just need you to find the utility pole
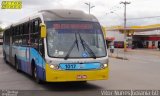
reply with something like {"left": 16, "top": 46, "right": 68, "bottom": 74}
{"left": 84, "top": 2, "right": 95, "bottom": 14}
{"left": 120, "top": 1, "right": 131, "bottom": 52}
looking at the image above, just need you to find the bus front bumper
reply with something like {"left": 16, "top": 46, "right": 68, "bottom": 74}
{"left": 45, "top": 64, "right": 109, "bottom": 82}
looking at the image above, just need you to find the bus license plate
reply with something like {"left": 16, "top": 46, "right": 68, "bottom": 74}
{"left": 77, "top": 75, "right": 87, "bottom": 79}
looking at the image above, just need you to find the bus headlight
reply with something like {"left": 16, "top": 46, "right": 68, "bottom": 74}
{"left": 49, "top": 64, "right": 59, "bottom": 70}
{"left": 46, "top": 59, "right": 60, "bottom": 70}
{"left": 101, "top": 64, "right": 108, "bottom": 69}
{"left": 101, "top": 59, "right": 109, "bottom": 69}
{"left": 103, "top": 64, "right": 108, "bottom": 67}
{"left": 50, "top": 64, "right": 55, "bottom": 69}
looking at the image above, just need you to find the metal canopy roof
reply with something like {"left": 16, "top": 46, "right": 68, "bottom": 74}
{"left": 107, "top": 24, "right": 160, "bottom": 32}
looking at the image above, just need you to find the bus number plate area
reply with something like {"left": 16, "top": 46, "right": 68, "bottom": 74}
{"left": 59, "top": 63, "right": 100, "bottom": 70}
{"left": 77, "top": 75, "right": 87, "bottom": 79}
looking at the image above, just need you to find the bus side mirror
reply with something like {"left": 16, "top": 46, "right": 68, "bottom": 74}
{"left": 40, "top": 23, "right": 46, "bottom": 38}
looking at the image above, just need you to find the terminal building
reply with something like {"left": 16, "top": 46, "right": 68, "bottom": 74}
{"left": 106, "top": 24, "right": 160, "bottom": 49}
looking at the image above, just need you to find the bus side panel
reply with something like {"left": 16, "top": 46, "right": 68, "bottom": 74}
{"left": 29, "top": 48, "right": 46, "bottom": 81}
{"left": 16, "top": 47, "right": 46, "bottom": 81}
{"left": 17, "top": 47, "right": 29, "bottom": 73}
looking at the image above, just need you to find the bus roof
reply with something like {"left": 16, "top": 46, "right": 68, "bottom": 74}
{"left": 40, "top": 9, "right": 98, "bottom": 22}
{"left": 5, "top": 9, "right": 99, "bottom": 30}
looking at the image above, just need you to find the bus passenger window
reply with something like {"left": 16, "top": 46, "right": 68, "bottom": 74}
{"left": 34, "top": 20, "right": 39, "bottom": 33}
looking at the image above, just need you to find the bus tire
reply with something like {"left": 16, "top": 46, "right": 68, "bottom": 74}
{"left": 15, "top": 57, "right": 21, "bottom": 72}
{"left": 32, "top": 62, "right": 42, "bottom": 84}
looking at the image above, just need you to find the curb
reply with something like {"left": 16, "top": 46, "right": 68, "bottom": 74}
{"left": 109, "top": 55, "right": 128, "bottom": 60}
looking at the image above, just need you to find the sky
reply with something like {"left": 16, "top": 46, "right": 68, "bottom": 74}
{"left": 1, "top": 0, "right": 160, "bottom": 28}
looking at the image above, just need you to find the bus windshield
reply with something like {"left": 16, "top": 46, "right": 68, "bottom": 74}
{"left": 46, "top": 21, "right": 107, "bottom": 58}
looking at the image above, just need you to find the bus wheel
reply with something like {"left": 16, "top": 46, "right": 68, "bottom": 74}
{"left": 15, "top": 57, "right": 21, "bottom": 72}
{"left": 33, "top": 66, "right": 42, "bottom": 84}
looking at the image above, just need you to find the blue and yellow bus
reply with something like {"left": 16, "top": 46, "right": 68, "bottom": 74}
{"left": 3, "top": 9, "right": 109, "bottom": 83}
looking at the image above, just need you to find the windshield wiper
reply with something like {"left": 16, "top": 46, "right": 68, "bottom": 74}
{"left": 64, "top": 32, "right": 79, "bottom": 60}
{"left": 78, "top": 32, "right": 96, "bottom": 59}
